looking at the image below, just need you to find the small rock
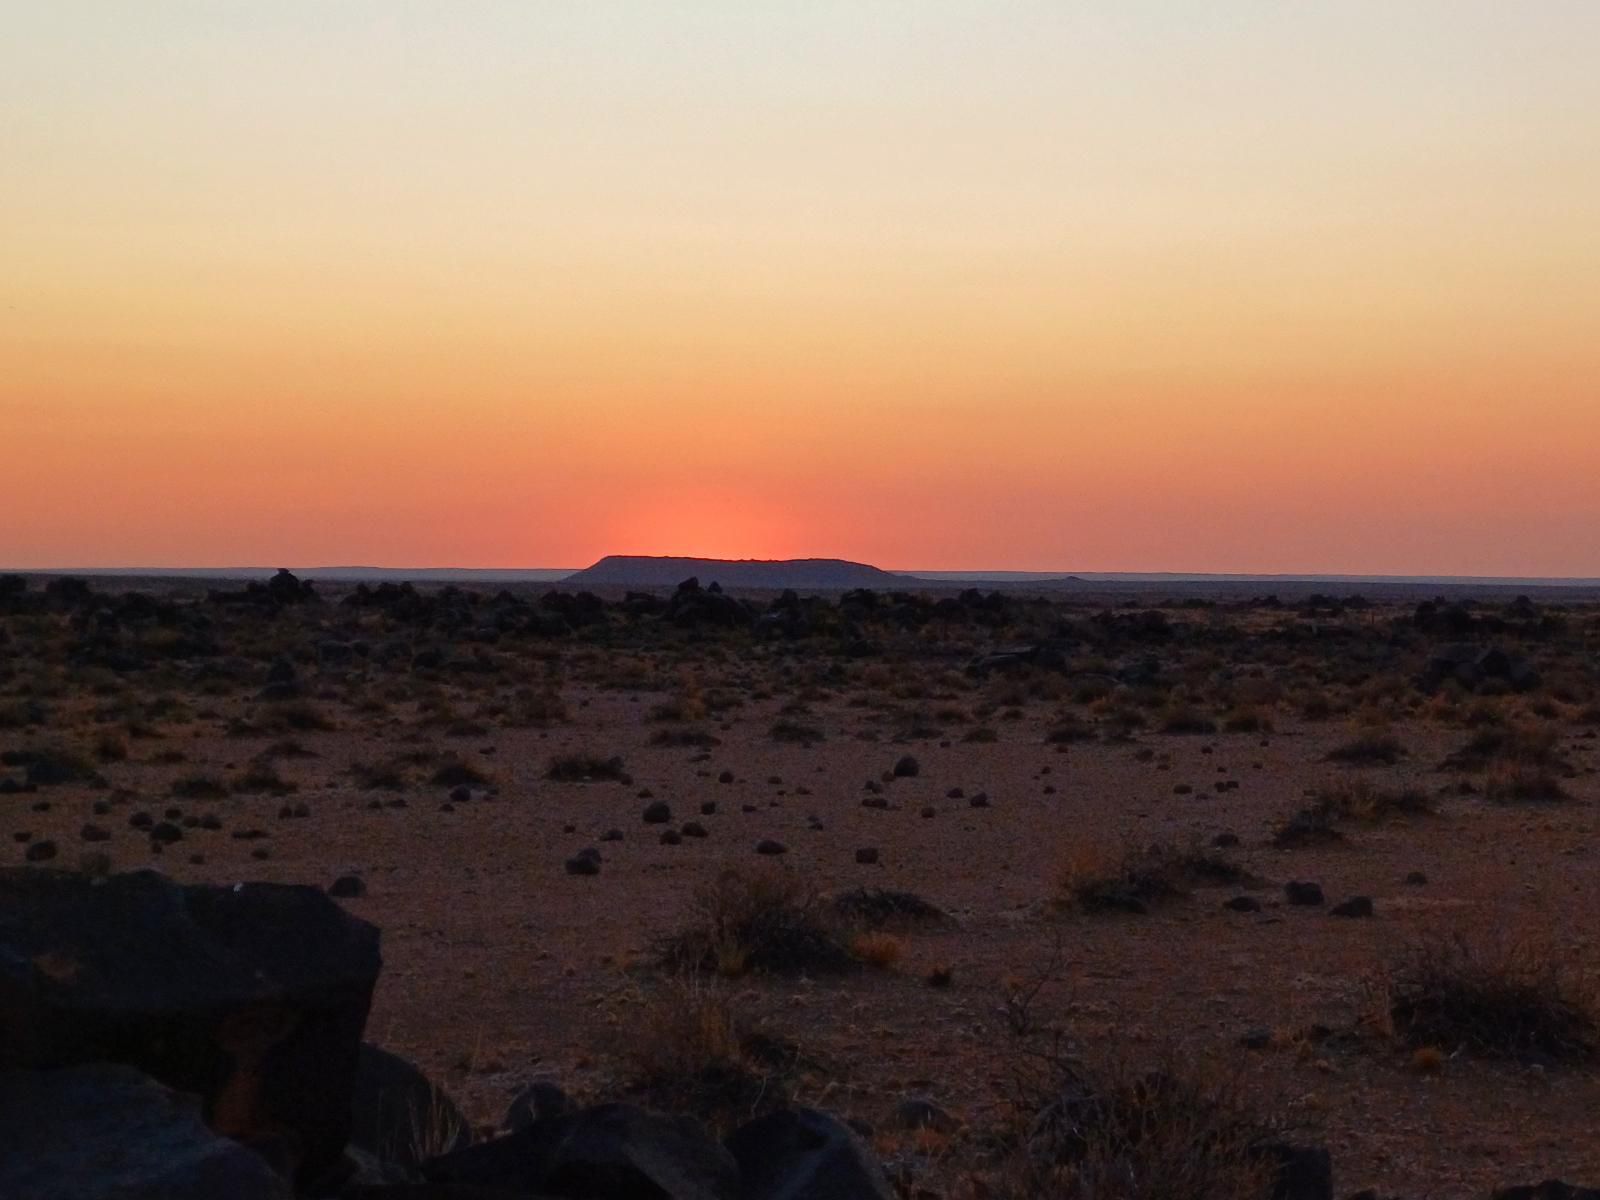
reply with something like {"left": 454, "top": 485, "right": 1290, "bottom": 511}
{"left": 1224, "top": 895, "right": 1261, "bottom": 913}
{"left": 1285, "top": 881, "right": 1325, "bottom": 907}
{"left": 855, "top": 847, "right": 880, "bottom": 865}
{"left": 328, "top": 875, "right": 367, "bottom": 899}
{"left": 892, "top": 756, "right": 920, "bottom": 778}
{"left": 755, "top": 839, "right": 787, "bottom": 856}
{"left": 642, "top": 801, "right": 673, "bottom": 824}
{"left": 1330, "top": 896, "right": 1374, "bottom": 918}
{"left": 565, "top": 849, "right": 602, "bottom": 875}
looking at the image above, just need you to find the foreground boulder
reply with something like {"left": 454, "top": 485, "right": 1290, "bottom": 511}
{"left": 0, "top": 868, "right": 381, "bottom": 1187}
{"left": 0, "top": 1062, "right": 290, "bottom": 1200}
{"left": 350, "top": 1043, "right": 470, "bottom": 1168}
{"left": 724, "top": 1107, "right": 894, "bottom": 1200}
{"left": 424, "top": 1102, "right": 738, "bottom": 1200}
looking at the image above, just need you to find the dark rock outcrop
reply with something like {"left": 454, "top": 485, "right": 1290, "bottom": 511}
{"left": 0, "top": 1063, "right": 291, "bottom": 1200}
{"left": 424, "top": 1102, "right": 739, "bottom": 1200}
{"left": 0, "top": 868, "right": 381, "bottom": 1187}
{"left": 724, "top": 1107, "right": 895, "bottom": 1200}
{"left": 350, "top": 1043, "right": 469, "bottom": 1168}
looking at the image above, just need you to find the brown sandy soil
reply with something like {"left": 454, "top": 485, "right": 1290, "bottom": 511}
{"left": 5, "top": 584, "right": 1600, "bottom": 1197}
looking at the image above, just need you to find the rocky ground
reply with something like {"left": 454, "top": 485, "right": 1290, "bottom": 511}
{"left": 3, "top": 571, "right": 1599, "bottom": 1198}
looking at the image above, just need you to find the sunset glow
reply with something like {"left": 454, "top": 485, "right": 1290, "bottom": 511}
{"left": 5, "top": 3, "right": 1598, "bottom": 573}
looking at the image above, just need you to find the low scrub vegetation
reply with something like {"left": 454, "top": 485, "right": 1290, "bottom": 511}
{"left": 657, "top": 868, "right": 855, "bottom": 977}
{"left": 1058, "top": 841, "right": 1253, "bottom": 915}
{"left": 1381, "top": 935, "right": 1598, "bottom": 1064}
{"left": 997, "top": 1050, "right": 1285, "bottom": 1200}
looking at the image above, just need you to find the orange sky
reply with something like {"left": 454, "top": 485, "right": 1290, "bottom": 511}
{"left": 4, "top": 4, "right": 1598, "bottom": 573}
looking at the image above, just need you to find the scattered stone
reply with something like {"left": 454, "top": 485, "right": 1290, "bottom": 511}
{"left": 642, "top": 801, "right": 673, "bottom": 824}
{"left": 1330, "top": 896, "right": 1374, "bottom": 919}
{"left": 855, "top": 847, "right": 880, "bottom": 865}
{"left": 1212, "top": 832, "right": 1241, "bottom": 848}
{"left": 1224, "top": 895, "right": 1261, "bottom": 913}
{"left": 1239, "top": 1029, "right": 1272, "bottom": 1050}
{"left": 891, "top": 756, "right": 920, "bottom": 778}
{"left": 660, "top": 829, "right": 683, "bottom": 846}
{"left": 1404, "top": 871, "right": 1428, "bottom": 886}
{"left": 1285, "top": 881, "right": 1325, "bottom": 907}
{"left": 566, "top": 848, "right": 603, "bottom": 875}
{"left": 968, "top": 792, "right": 990, "bottom": 808}
{"left": 755, "top": 839, "right": 787, "bottom": 856}
{"left": 24, "top": 840, "right": 57, "bottom": 862}
{"left": 328, "top": 874, "right": 367, "bottom": 899}
{"left": 700, "top": 800, "right": 717, "bottom": 815}
{"left": 682, "top": 821, "right": 709, "bottom": 838}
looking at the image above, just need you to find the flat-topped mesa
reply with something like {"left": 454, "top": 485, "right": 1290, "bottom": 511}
{"left": 567, "top": 555, "right": 918, "bottom": 591}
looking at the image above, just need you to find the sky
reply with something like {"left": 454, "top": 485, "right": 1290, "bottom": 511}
{"left": 3, "top": 2, "right": 1598, "bottom": 574}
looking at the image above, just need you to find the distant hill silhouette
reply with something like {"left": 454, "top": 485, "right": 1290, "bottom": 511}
{"left": 566, "top": 556, "right": 917, "bottom": 590}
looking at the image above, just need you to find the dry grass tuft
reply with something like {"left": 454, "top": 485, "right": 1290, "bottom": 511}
{"left": 658, "top": 868, "right": 855, "bottom": 977}
{"left": 1057, "top": 841, "right": 1252, "bottom": 915}
{"left": 1382, "top": 934, "right": 1598, "bottom": 1064}
{"left": 996, "top": 1050, "right": 1287, "bottom": 1200}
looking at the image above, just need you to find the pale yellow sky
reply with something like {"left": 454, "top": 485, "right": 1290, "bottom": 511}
{"left": 4, "top": 3, "right": 1598, "bottom": 571}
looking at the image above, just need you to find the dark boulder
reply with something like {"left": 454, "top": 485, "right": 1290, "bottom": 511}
{"left": 0, "top": 1062, "right": 290, "bottom": 1200}
{"left": 0, "top": 868, "right": 381, "bottom": 1187}
{"left": 1259, "top": 1141, "right": 1333, "bottom": 1200}
{"left": 425, "top": 1102, "right": 738, "bottom": 1200}
{"left": 724, "top": 1106, "right": 894, "bottom": 1200}
{"left": 503, "top": 1080, "right": 572, "bottom": 1131}
{"left": 350, "top": 1043, "right": 469, "bottom": 1168}
{"left": 1284, "top": 881, "right": 1325, "bottom": 907}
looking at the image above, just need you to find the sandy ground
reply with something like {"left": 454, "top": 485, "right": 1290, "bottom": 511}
{"left": 9, "top": 654, "right": 1600, "bottom": 1198}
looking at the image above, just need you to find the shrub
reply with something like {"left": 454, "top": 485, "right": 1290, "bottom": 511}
{"left": 263, "top": 700, "right": 336, "bottom": 733}
{"left": 769, "top": 721, "right": 825, "bottom": 746}
{"left": 170, "top": 774, "right": 229, "bottom": 800}
{"left": 658, "top": 868, "right": 854, "bottom": 977}
{"left": 649, "top": 727, "right": 722, "bottom": 748}
{"left": 1444, "top": 723, "right": 1568, "bottom": 773}
{"left": 545, "top": 753, "right": 628, "bottom": 783}
{"left": 1484, "top": 766, "right": 1570, "bottom": 804}
{"left": 1159, "top": 705, "right": 1217, "bottom": 735}
{"left": 832, "top": 887, "right": 946, "bottom": 927}
{"left": 999, "top": 1051, "right": 1283, "bottom": 1200}
{"left": 1275, "top": 780, "right": 1433, "bottom": 845}
{"left": 232, "top": 763, "right": 297, "bottom": 796}
{"left": 849, "top": 932, "right": 904, "bottom": 968}
{"left": 1383, "top": 935, "right": 1597, "bottom": 1063}
{"left": 623, "top": 979, "right": 795, "bottom": 1130}
{"left": 1058, "top": 842, "right": 1253, "bottom": 915}
{"left": 1326, "top": 731, "right": 1406, "bottom": 765}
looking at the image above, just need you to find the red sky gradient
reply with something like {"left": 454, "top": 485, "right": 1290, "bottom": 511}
{"left": 5, "top": 5, "right": 1598, "bottom": 574}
